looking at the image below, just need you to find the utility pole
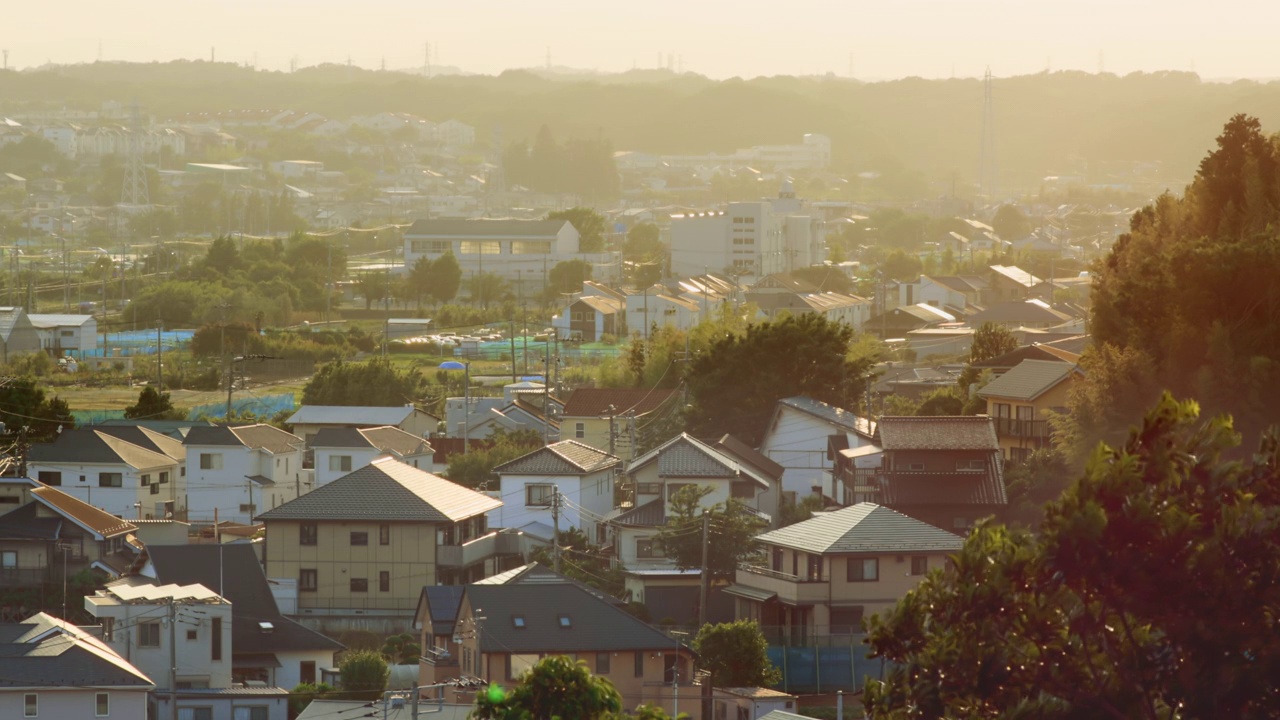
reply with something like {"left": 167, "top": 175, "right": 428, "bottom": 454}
{"left": 156, "top": 320, "right": 163, "bottom": 391}
{"left": 698, "top": 509, "right": 710, "bottom": 627}
{"left": 628, "top": 411, "right": 637, "bottom": 461}
{"left": 551, "top": 487, "right": 561, "bottom": 575}
{"left": 168, "top": 596, "right": 178, "bottom": 720}
{"left": 509, "top": 317, "right": 517, "bottom": 384}
{"left": 543, "top": 350, "right": 551, "bottom": 444}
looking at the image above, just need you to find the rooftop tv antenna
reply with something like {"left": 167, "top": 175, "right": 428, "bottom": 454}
{"left": 979, "top": 67, "right": 997, "bottom": 201}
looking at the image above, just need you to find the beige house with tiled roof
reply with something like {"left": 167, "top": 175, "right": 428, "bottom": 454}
{"left": 257, "top": 457, "right": 509, "bottom": 614}
{"left": 977, "top": 359, "right": 1083, "bottom": 462}
{"left": 0, "top": 479, "right": 138, "bottom": 587}
{"left": 730, "top": 502, "right": 963, "bottom": 642}
{"left": 561, "top": 388, "right": 680, "bottom": 460}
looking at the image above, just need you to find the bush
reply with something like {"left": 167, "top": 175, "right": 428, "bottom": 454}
{"left": 288, "top": 682, "right": 333, "bottom": 718}
{"left": 338, "top": 650, "right": 389, "bottom": 701}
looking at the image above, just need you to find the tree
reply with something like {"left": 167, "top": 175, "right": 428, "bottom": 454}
{"left": 338, "top": 650, "right": 389, "bottom": 701}
{"left": 472, "top": 655, "right": 622, "bottom": 720}
{"left": 468, "top": 272, "right": 509, "bottom": 310}
{"left": 685, "top": 313, "right": 874, "bottom": 446}
{"left": 289, "top": 682, "right": 334, "bottom": 718}
{"left": 426, "top": 251, "right": 462, "bottom": 305}
{"left": 1001, "top": 447, "right": 1072, "bottom": 528}
{"left": 1055, "top": 343, "right": 1161, "bottom": 464}
{"left": 124, "top": 387, "right": 185, "bottom": 420}
{"left": 914, "top": 386, "right": 964, "bottom": 416}
{"left": 379, "top": 633, "right": 421, "bottom": 665}
{"left": 624, "top": 222, "right": 663, "bottom": 261}
{"left": 968, "top": 322, "right": 1018, "bottom": 364}
{"left": 445, "top": 428, "right": 543, "bottom": 489}
{"left": 657, "top": 485, "right": 766, "bottom": 581}
{"left": 879, "top": 250, "right": 923, "bottom": 282}
{"left": 549, "top": 208, "right": 608, "bottom": 253}
{"left": 357, "top": 272, "right": 390, "bottom": 310}
{"left": 547, "top": 259, "right": 593, "bottom": 301}
{"left": 694, "top": 620, "right": 782, "bottom": 688}
{"left": 864, "top": 394, "right": 1280, "bottom": 719}
{"left": 302, "top": 360, "right": 427, "bottom": 407}
{"left": 991, "top": 203, "right": 1033, "bottom": 240}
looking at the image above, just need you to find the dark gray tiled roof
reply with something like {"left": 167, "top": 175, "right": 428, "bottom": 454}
{"left": 0, "top": 502, "right": 61, "bottom": 540}
{"left": 0, "top": 613, "right": 154, "bottom": 689}
{"left": 754, "top": 503, "right": 964, "bottom": 555}
{"left": 463, "top": 583, "right": 687, "bottom": 654}
{"left": 878, "top": 416, "right": 999, "bottom": 451}
{"left": 629, "top": 434, "right": 771, "bottom": 488}
{"left": 977, "top": 359, "right": 1080, "bottom": 402}
{"left": 147, "top": 544, "right": 342, "bottom": 655}
{"left": 29, "top": 428, "right": 176, "bottom": 469}
{"left": 423, "top": 585, "right": 465, "bottom": 637}
{"left": 608, "top": 498, "right": 666, "bottom": 527}
{"left": 713, "top": 434, "right": 784, "bottom": 482}
{"left": 495, "top": 440, "right": 619, "bottom": 475}
{"left": 183, "top": 425, "right": 243, "bottom": 446}
{"left": 256, "top": 457, "right": 501, "bottom": 523}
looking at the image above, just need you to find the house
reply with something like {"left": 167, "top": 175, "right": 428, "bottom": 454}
{"left": 627, "top": 285, "right": 702, "bottom": 335}
{"left": 759, "top": 396, "right": 877, "bottom": 500}
{"left": 311, "top": 426, "right": 434, "bottom": 486}
{"left": 0, "top": 306, "right": 42, "bottom": 360}
{"left": 873, "top": 416, "right": 1006, "bottom": 532}
{"left": 257, "top": 457, "right": 508, "bottom": 616}
{"left": 560, "top": 388, "right": 680, "bottom": 461}
{"left": 609, "top": 433, "right": 779, "bottom": 623}
{"left": 27, "top": 313, "right": 98, "bottom": 356}
{"left": 0, "top": 612, "right": 153, "bottom": 720}
{"left": 461, "top": 397, "right": 560, "bottom": 443}
{"left": 183, "top": 424, "right": 308, "bottom": 524}
{"left": 864, "top": 303, "right": 956, "bottom": 339}
{"left": 904, "top": 326, "right": 975, "bottom": 359}
{"left": 0, "top": 481, "right": 137, "bottom": 586}
{"left": 894, "top": 275, "right": 987, "bottom": 313}
{"left": 286, "top": 405, "right": 439, "bottom": 447}
{"left": 969, "top": 343, "right": 1081, "bottom": 377}
{"left": 560, "top": 293, "right": 625, "bottom": 342}
{"left": 987, "top": 265, "right": 1041, "bottom": 301}
{"left": 730, "top": 503, "right": 963, "bottom": 642}
{"left": 492, "top": 440, "right": 620, "bottom": 541}
{"left": 27, "top": 427, "right": 184, "bottom": 521}
{"left": 746, "top": 274, "right": 870, "bottom": 330}
{"left": 977, "top": 359, "right": 1082, "bottom": 463}
{"left": 968, "top": 299, "right": 1075, "bottom": 330}
{"left": 713, "top": 687, "right": 800, "bottom": 720}
{"left": 453, "top": 582, "right": 697, "bottom": 715}
{"left": 141, "top": 543, "right": 343, "bottom": 690}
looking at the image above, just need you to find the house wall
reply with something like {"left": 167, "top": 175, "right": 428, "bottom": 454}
{"left": 87, "top": 597, "right": 233, "bottom": 690}
{"left": 275, "top": 649, "right": 338, "bottom": 690}
{"left": 492, "top": 470, "right": 613, "bottom": 537}
{"left": 263, "top": 519, "right": 439, "bottom": 612}
{"left": 3, "top": 688, "right": 149, "bottom": 720}
{"left": 760, "top": 407, "right": 871, "bottom": 497}
{"left": 313, "top": 447, "right": 381, "bottom": 486}
{"left": 984, "top": 379, "right": 1074, "bottom": 459}
{"left": 26, "top": 461, "right": 181, "bottom": 520}
{"left": 185, "top": 446, "right": 301, "bottom": 524}
{"left": 561, "top": 415, "right": 642, "bottom": 459}
{"left": 154, "top": 694, "right": 288, "bottom": 720}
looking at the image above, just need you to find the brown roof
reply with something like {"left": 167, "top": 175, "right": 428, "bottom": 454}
{"left": 231, "top": 424, "right": 303, "bottom": 453}
{"left": 880, "top": 470, "right": 1007, "bottom": 506}
{"left": 31, "top": 486, "right": 135, "bottom": 539}
{"left": 562, "top": 388, "right": 679, "bottom": 418}
{"left": 712, "top": 434, "right": 784, "bottom": 482}
{"left": 878, "top": 416, "right": 999, "bottom": 451}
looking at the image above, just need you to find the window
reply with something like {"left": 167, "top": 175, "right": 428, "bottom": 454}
{"left": 37, "top": 471, "right": 61, "bottom": 486}
{"left": 459, "top": 240, "right": 501, "bottom": 255}
{"left": 771, "top": 547, "right": 784, "bottom": 573}
{"left": 731, "top": 480, "right": 755, "bottom": 498}
{"left": 847, "top": 557, "right": 879, "bottom": 582}
{"left": 212, "top": 618, "right": 222, "bottom": 661}
{"left": 98, "top": 472, "right": 123, "bottom": 488}
{"left": 574, "top": 423, "right": 585, "bottom": 439}
{"left": 512, "top": 240, "right": 551, "bottom": 254}
{"left": 24, "top": 693, "right": 36, "bottom": 717}
{"left": 350, "top": 578, "right": 368, "bottom": 592}
{"left": 379, "top": 571, "right": 390, "bottom": 592}
{"left": 159, "top": 471, "right": 170, "bottom": 484}
{"left": 300, "top": 523, "right": 318, "bottom": 546}
{"left": 634, "top": 651, "right": 645, "bottom": 678}
{"left": 139, "top": 621, "right": 161, "bottom": 647}
{"left": 96, "top": 692, "right": 109, "bottom": 716}
{"left": 636, "top": 537, "right": 661, "bottom": 559}
{"left": 101, "top": 617, "right": 114, "bottom": 641}
{"left": 187, "top": 629, "right": 198, "bottom": 641}
{"left": 558, "top": 615, "right": 572, "bottom": 628}
{"left": 953, "top": 517, "right": 970, "bottom": 531}
{"left": 410, "top": 240, "right": 450, "bottom": 254}
{"left": 179, "top": 709, "right": 214, "bottom": 720}
{"left": 328, "top": 455, "right": 352, "bottom": 472}
{"left": 238, "top": 503, "right": 254, "bottom": 513}
{"left": 910, "top": 557, "right": 929, "bottom": 576}
{"left": 299, "top": 569, "right": 317, "bottom": 591}
{"left": 350, "top": 531, "right": 368, "bottom": 546}
{"left": 596, "top": 652, "right": 610, "bottom": 675}
{"left": 526, "top": 484, "right": 554, "bottom": 507}
{"left": 152, "top": 484, "right": 162, "bottom": 496}
{"left": 806, "top": 554, "right": 822, "bottom": 581}
{"left": 300, "top": 661, "right": 316, "bottom": 685}
{"left": 141, "top": 474, "right": 151, "bottom": 486}
{"left": 512, "top": 615, "right": 526, "bottom": 629}
{"left": 906, "top": 463, "right": 925, "bottom": 471}
{"left": 2, "top": 550, "right": 17, "bottom": 569}
{"left": 666, "top": 482, "right": 694, "bottom": 500}
{"left": 233, "top": 708, "right": 269, "bottom": 720}
{"left": 955, "top": 459, "right": 985, "bottom": 471}
{"left": 199, "top": 453, "right": 223, "bottom": 470}
{"left": 636, "top": 482, "right": 661, "bottom": 495}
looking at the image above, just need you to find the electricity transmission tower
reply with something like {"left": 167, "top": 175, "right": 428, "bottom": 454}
{"left": 979, "top": 67, "right": 998, "bottom": 201}
{"left": 120, "top": 99, "right": 150, "bottom": 208}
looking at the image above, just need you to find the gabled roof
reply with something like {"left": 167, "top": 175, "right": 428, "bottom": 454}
{"left": 970, "top": 344, "right": 1081, "bottom": 370}
{"left": 990, "top": 265, "right": 1040, "bottom": 287}
{"left": 469, "top": 561, "right": 625, "bottom": 604}
{"left": 146, "top": 544, "right": 342, "bottom": 655}
{"left": 880, "top": 469, "right": 1008, "bottom": 506}
{"left": 31, "top": 486, "right": 136, "bottom": 540}
{"left": 607, "top": 498, "right": 666, "bottom": 527}
{"left": 562, "top": 388, "right": 678, "bottom": 418}
{"left": 575, "top": 295, "right": 624, "bottom": 314}
{"left": 925, "top": 275, "right": 984, "bottom": 295}
{"left": 877, "top": 416, "right": 998, "bottom": 451}
{"left": 256, "top": 457, "right": 501, "bottom": 523}
{"left": 628, "top": 433, "right": 771, "bottom": 488}
{"left": 495, "top": 440, "right": 619, "bottom": 475}
{"left": 0, "top": 612, "right": 154, "bottom": 689}
{"left": 405, "top": 218, "right": 570, "bottom": 239}
{"left": 774, "top": 397, "right": 876, "bottom": 439}
{"left": 977, "top": 359, "right": 1081, "bottom": 402}
{"left": 0, "top": 502, "right": 62, "bottom": 540}
{"left": 93, "top": 425, "right": 187, "bottom": 461}
{"left": 462, "top": 583, "right": 689, "bottom": 654}
{"left": 712, "top": 434, "right": 784, "bottom": 482}
{"left": 970, "top": 299, "right": 1074, "bottom": 325}
{"left": 183, "top": 424, "right": 302, "bottom": 453}
{"left": 286, "top": 405, "right": 437, "bottom": 427}
{"left": 417, "top": 585, "right": 465, "bottom": 637}
{"left": 28, "top": 428, "right": 176, "bottom": 469}
{"left": 311, "top": 426, "right": 432, "bottom": 456}
{"left": 753, "top": 502, "right": 964, "bottom": 555}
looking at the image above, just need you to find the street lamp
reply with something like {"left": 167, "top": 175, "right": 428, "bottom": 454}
{"left": 439, "top": 360, "right": 471, "bottom": 454}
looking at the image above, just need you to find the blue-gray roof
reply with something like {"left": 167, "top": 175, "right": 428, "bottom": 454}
{"left": 754, "top": 503, "right": 964, "bottom": 555}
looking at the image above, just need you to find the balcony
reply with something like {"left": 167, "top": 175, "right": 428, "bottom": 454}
{"left": 994, "top": 417, "right": 1052, "bottom": 446}
{"left": 0, "top": 568, "right": 49, "bottom": 587}
{"left": 437, "top": 531, "right": 523, "bottom": 569}
{"left": 735, "top": 564, "right": 830, "bottom": 605}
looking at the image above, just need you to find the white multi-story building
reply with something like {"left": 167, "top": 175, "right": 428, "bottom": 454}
{"left": 28, "top": 313, "right": 98, "bottom": 356}
{"left": 183, "top": 424, "right": 309, "bottom": 524}
{"left": 27, "top": 427, "right": 185, "bottom": 520}
{"left": 491, "top": 440, "right": 620, "bottom": 540}
{"left": 311, "top": 426, "right": 434, "bottom": 486}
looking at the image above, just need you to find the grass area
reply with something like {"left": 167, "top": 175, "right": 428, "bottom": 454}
{"left": 53, "top": 380, "right": 307, "bottom": 412}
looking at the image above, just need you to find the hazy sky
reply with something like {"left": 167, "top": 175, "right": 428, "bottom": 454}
{"left": 5, "top": 0, "right": 1276, "bottom": 81}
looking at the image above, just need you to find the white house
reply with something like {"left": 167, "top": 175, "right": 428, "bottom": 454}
{"left": 182, "top": 425, "right": 308, "bottom": 524}
{"left": 311, "top": 426, "right": 434, "bottom": 486}
{"left": 759, "top": 396, "right": 877, "bottom": 501}
{"left": 0, "top": 612, "right": 153, "bottom": 720}
{"left": 491, "top": 440, "right": 620, "bottom": 541}
{"left": 286, "top": 405, "right": 440, "bottom": 447}
{"left": 28, "top": 427, "right": 184, "bottom": 520}
{"left": 28, "top": 313, "right": 98, "bottom": 356}
{"left": 626, "top": 286, "right": 703, "bottom": 335}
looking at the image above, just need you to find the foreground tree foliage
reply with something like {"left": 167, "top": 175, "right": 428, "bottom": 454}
{"left": 693, "top": 620, "right": 781, "bottom": 688}
{"left": 124, "top": 387, "right": 185, "bottom": 420}
{"left": 657, "top": 485, "right": 766, "bottom": 581}
{"left": 472, "top": 655, "right": 623, "bottom": 720}
{"left": 864, "top": 394, "right": 1280, "bottom": 719}
{"left": 684, "top": 313, "right": 874, "bottom": 446}
{"left": 337, "top": 650, "right": 389, "bottom": 702}
{"left": 301, "top": 359, "right": 428, "bottom": 407}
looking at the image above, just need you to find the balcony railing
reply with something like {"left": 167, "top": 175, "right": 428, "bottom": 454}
{"left": 437, "top": 531, "right": 523, "bottom": 568}
{"left": 0, "top": 568, "right": 49, "bottom": 586}
{"left": 994, "top": 417, "right": 1051, "bottom": 440}
{"left": 735, "top": 564, "right": 829, "bottom": 605}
